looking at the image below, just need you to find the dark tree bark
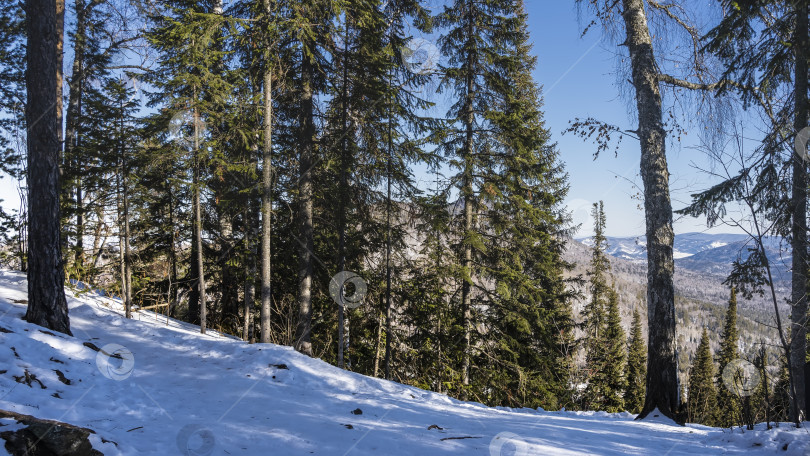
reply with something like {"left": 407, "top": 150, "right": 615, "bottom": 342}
{"left": 294, "top": 41, "right": 316, "bottom": 357}
{"left": 789, "top": 0, "right": 808, "bottom": 422}
{"left": 620, "top": 0, "right": 680, "bottom": 422}
{"left": 24, "top": 0, "right": 71, "bottom": 335}
{"left": 260, "top": 0, "right": 273, "bottom": 344}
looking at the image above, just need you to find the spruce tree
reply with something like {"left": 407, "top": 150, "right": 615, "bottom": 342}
{"left": 582, "top": 201, "right": 611, "bottom": 410}
{"left": 600, "top": 287, "right": 626, "bottom": 412}
{"left": 751, "top": 344, "right": 772, "bottom": 429}
{"left": 436, "top": 0, "right": 573, "bottom": 408}
{"left": 146, "top": 0, "right": 231, "bottom": 331}
{"left": 626, "top": 309, "right": 647, "bottom": 414}
{"left": 715, "top": 287, "right": 741, "bottom": 427}
{"left": 480, "top": 0, "right": 574, "bottom": 408}
{"left": 687, "top": 329, "right": 718, "bottom": 425}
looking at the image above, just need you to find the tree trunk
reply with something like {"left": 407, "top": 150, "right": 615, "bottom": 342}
{"left": 64, "top": 0, "right": 91, "bottom": 274}
{"left": 294, "top": 43, "right": 315, "bottom": 356}
{"left": 243, "top": 205, "right": 256, "bottom": 341}
{"left": 168, "top": 189, "right": 178, "bottom": 318}
{"left": 193, "top": 107, "right": 207, "bottom": 334}
{"left": 374, "top": 307, "right": 383, "bottom": 378}
{"left": 383, "top": 44, "right": 393, "bottom": 380}
{"left": 460, "top": 3, "right": 475, "bottom": 398}
{"left": 338, "top": 12, "right": 350, "bottom": 370}
{"left": 122, "top": 146, "right": 132, "bottom": 319}
{"left": 789, "top": 0, "right": 809, "bottom": 423}
{"left": 56, "top": 0, "right": 64, "bottom": 153}
{"left": 620, "top": 0, "right": 680, "bottom": 422}
{"left": 24, "top": 0, "right": 71, "bottom": 335}
{"left": 260, "top": 1, "right": 273, "bottom": 344}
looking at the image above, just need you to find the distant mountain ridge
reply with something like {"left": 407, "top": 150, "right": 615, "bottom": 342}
{"left": 578, "top": 232, "right": 791, "bottom": 280}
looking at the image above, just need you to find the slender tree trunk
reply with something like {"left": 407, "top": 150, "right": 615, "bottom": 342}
{"left": 260, "top": 0, "right": 274, "bottom": 344}
{"left": 122, "top": 142, "right": 132, "bottom": 319}
{"left": 383, "top": 43, "right": 395, "bottom": 380}
{"left": 24, "top": 0, "right": 71, "bottom": 335}
{"left": 64, "top": 0, "right": 90, "bottom": 274}
{"left": 436, "top": 299, "right": 443, "bottom": 394}
{"left": 620, "top": 0, "right": 679, "bottom": 422}
{"left": 374, "top": 307, "right": 383, "bottom": 378}
{"left": 56, "top": 0, "right": 64, "bottom": 152}
{"left": 789, "top": 0, "right": 808, "bottom": 423}
{"left": 193, "top": 106, "right": 207, "bottom": 334}
{"left": 168, "top": 189, "right": 178, "bottom": 318}
{"left": 118, "top": 209, "right": 125, "bottom": 310}
{"left": 337, "top": 12, "right": 351, "bottom": 370}
{"left": 460, "top": 4, "right": 475, "bottom": 397}
{"left": 116, "top": 101, "right": 133, "bottom": 319}
{"left": 243, "top": 206, "right": 256, "bottom": 341}
{"left": 294, "top": 43, "right": 316, "bottom": 356}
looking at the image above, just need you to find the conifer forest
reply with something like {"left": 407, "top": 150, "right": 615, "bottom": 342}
{"left": 1, "top": 0, "right": 810, "bottom": 454}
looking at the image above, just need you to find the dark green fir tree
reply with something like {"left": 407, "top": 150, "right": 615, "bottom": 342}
{"left": 715, "top": 287, "right": 741, "bottom": 427}
{"left": 582, "top": 201, "right": 610, "bottom": 410}
{"left": 435, "top": 0, "right": 574, "bottom": 408}
{"left": 687, "top": 328, "right": 718, "bottom": 425}
{"left": 599, "top": 287, "right": 626, "bottom": 412}
{"left": 625, "top": 309, "right": 646, "bottom": 414}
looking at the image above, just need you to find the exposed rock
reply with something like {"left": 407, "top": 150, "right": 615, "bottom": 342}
{"left": 0, "top": 409, "right": 103, "bottom": 456}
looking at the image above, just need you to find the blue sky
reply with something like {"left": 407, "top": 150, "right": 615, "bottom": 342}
{"left": 524, "top": 2, "right": 737, "bottom": 237}
{"left": 0, "top": 0, "right": 740, "bottom": 239}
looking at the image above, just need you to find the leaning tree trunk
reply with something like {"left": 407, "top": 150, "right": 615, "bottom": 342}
{"left": 24, "top": 0, "right": 71, "bottom": 336}
{"left": 620, "top": 0, "right": 679, "bottom": 422}
{"left": 294, "top": 44, "right": 316, "bottom": 357}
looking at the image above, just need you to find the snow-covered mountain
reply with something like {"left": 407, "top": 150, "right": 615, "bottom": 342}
{"left": 579, "top": 233, "right": 751, "bottom": 261}
{"left": 1, "top": 270, "right": 807, "bottom": 455}
{"left": 578, "top": 233, "right": 791, "bottom": 280}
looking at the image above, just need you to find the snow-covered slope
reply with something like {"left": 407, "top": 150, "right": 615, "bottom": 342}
{"left": 1, "top": 270, "right": 808, "bottom": 455}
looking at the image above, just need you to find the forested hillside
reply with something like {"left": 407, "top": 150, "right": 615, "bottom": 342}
{"left": 2, "top": 0, "right": 809, "bottom": 453}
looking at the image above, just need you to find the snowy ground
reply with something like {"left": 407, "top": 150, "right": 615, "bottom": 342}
{"left": 0, "top": 270, "right": 807, "bottom": 455}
